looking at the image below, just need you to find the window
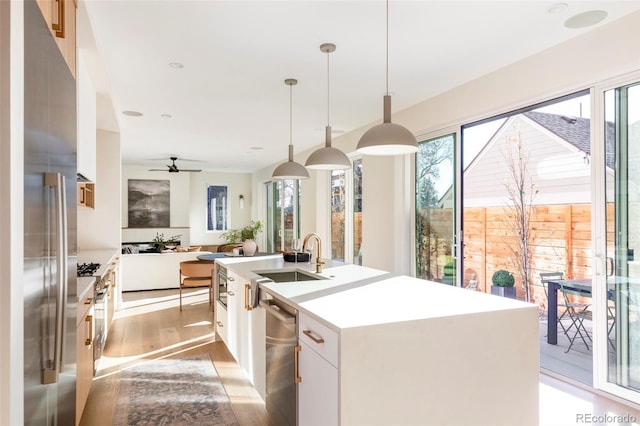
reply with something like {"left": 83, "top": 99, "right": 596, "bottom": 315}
{"left": 415, "top": 134, "right": 455, "bottom": 283}
{"left": 265, "top": 180, "right": 301, "bottom": 252}
{"left": 207, "top": 185, "right": 228, "bottom": 231}
{"left": 330, "top": 157, "right": 363, "bottom": 264}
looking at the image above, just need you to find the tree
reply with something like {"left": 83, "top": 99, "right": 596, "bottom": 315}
{"left": 416, "top": 136, "right": 454, "bottom": 280}
{"left": 501, "top": 124, "right": 538, "bottom": 303}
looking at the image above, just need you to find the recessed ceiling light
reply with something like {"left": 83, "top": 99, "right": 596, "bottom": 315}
{"left": 249, "top": 146, "right": 263, "bottom": 150}
{"left": 161, "top": 114, "right": 172, "bottom": 119}
{"left": 547, "top": 3, "right": 568, "bottom": 14}
{"left": 564, "top": 10, "right": 607, "bottom": 29}
{"left": 122, "top": 110, "right": 143, "bottom": 117}
{"left": 168, "top": 62, "right": 184, "bottom": 69}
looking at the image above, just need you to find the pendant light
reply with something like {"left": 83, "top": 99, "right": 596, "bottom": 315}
{"left": 272, "top": 78, "right": 310, "bottom": 180}
{"left": 356, "top": 0, "right": 418, "bottom": 156}
{"left": 305, "top": 43, "right": 351, "bottom": 170}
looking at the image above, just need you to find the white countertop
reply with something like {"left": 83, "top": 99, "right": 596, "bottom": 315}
{"left": 221, "top": 256, "right": 536, "bottom": 331}
{"left": 299, "top": 274, "right": 534, "bottom": 329}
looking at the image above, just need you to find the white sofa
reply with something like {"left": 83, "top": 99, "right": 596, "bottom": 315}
{"left": 121, "top": 251, "right": 212, "bottom": 291}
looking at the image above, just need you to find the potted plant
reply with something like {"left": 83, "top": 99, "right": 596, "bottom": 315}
{"left": 490, "top": 269, "right": 516, "bottom": 299}
{"left": 220, "top": 220, "right": 264, "bottom": 256}
{"left": 151, "top": 232, "right": 181, "bottom": 252}
{"left": 240, "top": 220, "right": 263, "bottom": 256}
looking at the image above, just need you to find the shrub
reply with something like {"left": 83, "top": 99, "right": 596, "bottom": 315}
{"left": 492, "top": 269, "right": 515, "bottom": 287}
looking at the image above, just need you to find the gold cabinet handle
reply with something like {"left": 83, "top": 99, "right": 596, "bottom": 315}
{"left": 303, "top": 329, "right": 325, "bottom": 344}
{"left": 85, "top": 315, "right": 93, "bottom": 346}
{"left": 244, "top": 284, "right": 252, "bottom": 311}
{"left": 52, "top": 0, "right": 65, "bottom": 38}
{"left": 84, "top": 297, "right": 93, "bottom": 305}
{"left": 294, "top": 345, "right": 302, "bottom": 384}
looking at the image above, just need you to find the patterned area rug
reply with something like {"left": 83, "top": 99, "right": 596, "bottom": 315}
{"left": 113, "top": 354, "right": 239, "bottom": 426}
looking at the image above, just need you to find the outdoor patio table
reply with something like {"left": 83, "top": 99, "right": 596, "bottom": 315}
{"left": 546, "top": 279, "right": 592, "bottom": 345}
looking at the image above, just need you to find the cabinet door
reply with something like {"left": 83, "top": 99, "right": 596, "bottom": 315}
{"left": 215, "top": 300, "right": 229, "bottom": 347}
{"left": 298, "top": 341, "right": 338, "bottom": 426}
{"left": 75, "top": 310, "right": 93, "bottom": 425}
{"left": 226, "top": 279, "right": 239, "bottom": 360}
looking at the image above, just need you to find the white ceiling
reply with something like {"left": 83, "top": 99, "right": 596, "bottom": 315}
{"left": 79, "top": 1, "right": 640, "bottom": 174}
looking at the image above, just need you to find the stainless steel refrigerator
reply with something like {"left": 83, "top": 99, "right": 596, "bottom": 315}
{"left": 24, "top": 1, "right": 77, "bottom": 424}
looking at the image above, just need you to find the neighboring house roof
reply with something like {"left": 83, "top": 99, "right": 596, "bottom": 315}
{"left": 523, "top": 111, "right": 615, "bottom": 169}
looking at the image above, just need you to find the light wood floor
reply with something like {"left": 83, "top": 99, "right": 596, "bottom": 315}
{"left": 80, "top": 287, "right": 640, "bottom": 426}
{"left": 79, "top": 288, "right": 272, "bottom": 426}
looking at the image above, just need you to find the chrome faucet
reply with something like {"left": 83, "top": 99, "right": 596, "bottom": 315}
{"left": 302, "top": 233, "right": 324, "bottom": 273}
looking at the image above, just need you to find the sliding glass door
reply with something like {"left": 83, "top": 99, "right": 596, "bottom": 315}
{"left": 597, "top": 81, "right": 640, "bottom": 402}
{"left": 415, "top": 134, "right": 456, "bottom": 284}
{"left": 264, "top": 180, "right": 300, "bottom": 253}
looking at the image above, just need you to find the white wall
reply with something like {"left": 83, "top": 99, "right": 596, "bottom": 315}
{"left": 121, "top": 166, "right": 253, "bottom": 247}
{"left": 78, "top": 130, "right": 121, "bottom": 250}
{"left": 251, "top": 11, "right": 640, "bottom": 275}
{"left": 188, "top": 171, "right": 252, "bottom": 246}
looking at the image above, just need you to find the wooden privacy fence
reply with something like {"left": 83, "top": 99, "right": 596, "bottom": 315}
{"left": 462, "top": 203, "right": 595, "bottom": 305}
{"left": 418, "top": 203, "right": 615, "bottom": 308}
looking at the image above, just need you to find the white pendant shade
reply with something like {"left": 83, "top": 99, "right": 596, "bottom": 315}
{"left": 306, "top": 43, "right": 351, "bottom": 170}
{"left": 273, "top": 145, "right": 310, "bottom": 179}
{"left": 356, "top": 1, "right": 418, "bottom": 156}
{"left": 357, "top": 96, "right": 418, "bottom": 156}
{"left": 306, "top": 125, "right": 351, "bottom": 170}
{"left": 272, "top": 78, "right": 309, "bottom": 180}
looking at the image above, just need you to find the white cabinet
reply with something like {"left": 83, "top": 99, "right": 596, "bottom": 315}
{"left": 215, "top": 300, "right": 228, "bottom": 345}
{"left": 298, "top": 341, "right": 338, "bottom": 426}
{"left": 222, "top": 266, "right": 267, "bottom": 399}
{"left": 225, "top": 271, "right": 240, "bottom": 359}
{"left": 75, "top": 288, "right": 94, "bottom": 425}
{"left": 297, "top": 312, "right": 338, "bottom": 426}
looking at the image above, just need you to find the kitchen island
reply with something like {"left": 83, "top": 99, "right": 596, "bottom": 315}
{"left": 215, "top": 256, "right": 539, "bottom": 426}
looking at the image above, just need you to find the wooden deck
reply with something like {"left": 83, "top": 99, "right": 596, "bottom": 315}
{"left": 539, "top": 318, "right": 594, "bottom": 386}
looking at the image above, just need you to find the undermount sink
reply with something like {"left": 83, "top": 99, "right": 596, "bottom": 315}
{"left": 257, "top": 270, "right": 325, "bottom": 283}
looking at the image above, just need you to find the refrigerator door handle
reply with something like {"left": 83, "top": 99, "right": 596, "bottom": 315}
{"left": 42, "top": 172, "right": 67, "bottom": 384}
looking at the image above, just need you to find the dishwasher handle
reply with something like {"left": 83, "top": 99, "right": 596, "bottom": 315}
{"left": 260, "top": 299, "right": 296, "bottom": 324}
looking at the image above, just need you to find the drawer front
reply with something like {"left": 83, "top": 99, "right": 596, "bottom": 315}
{"left": 298, "top": 313, "right": 338, "bottom": 368}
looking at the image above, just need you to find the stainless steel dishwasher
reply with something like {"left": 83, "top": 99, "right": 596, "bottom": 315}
{"left": 261, "top": 294, "right": 298, "bottom": 426}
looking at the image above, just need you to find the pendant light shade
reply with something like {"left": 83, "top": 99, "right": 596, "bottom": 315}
{"left": 306, "top": 43, "right": 351, "bottom": 170}
{"left": 272, "top": 78, "right": 310, "bottom": 180}
{"left": 356, "top": 0, "right": 418, "bottom": 156}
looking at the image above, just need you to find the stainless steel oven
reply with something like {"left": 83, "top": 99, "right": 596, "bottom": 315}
{"left": 216, "top": 265, "right": 228, "bottom": 308}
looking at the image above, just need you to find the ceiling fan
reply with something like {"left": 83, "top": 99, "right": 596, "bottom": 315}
{"left": 149, "top": 157, "right": 202, "bottom": 173}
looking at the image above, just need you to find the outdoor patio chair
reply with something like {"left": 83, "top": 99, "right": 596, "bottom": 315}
{"left": 540, "top": 272, "right": 573, "bottom": 337}
{"left": 558, "top": 281, "right": 593, "bottom": 352}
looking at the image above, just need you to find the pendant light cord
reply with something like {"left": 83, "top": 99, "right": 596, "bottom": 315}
{"left": 327, "top": 48, "right": 330, "bottom": 126}
{"left": 385, "top": 0, "right": 389, "bottom": 96}
{"left": 289, "top": 82, "right": 293, "bottom": 147}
